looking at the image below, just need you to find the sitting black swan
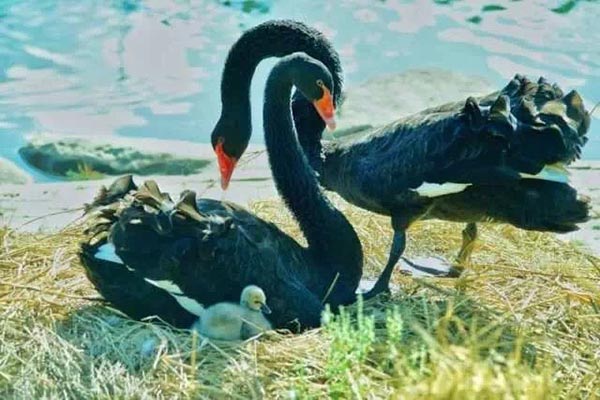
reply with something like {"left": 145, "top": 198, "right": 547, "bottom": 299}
{"left": 210, "top": 23, "right": 591, "bottom": 297}
{"left": 79, "top": 53, "right": 363, "bottom": 329}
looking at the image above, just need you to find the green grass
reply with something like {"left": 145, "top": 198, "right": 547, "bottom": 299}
{"left": 0, "top": 197, "right": 599, "bottom": 399}
{"left": 65, "top": 163, "right": 105, "bottom": 181}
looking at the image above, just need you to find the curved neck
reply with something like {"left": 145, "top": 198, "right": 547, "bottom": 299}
{"left": 221, "top": 20, "right": 342, "bottom": 110}
{"left": 219, "top": 20, "right": 342, "bottom": 165}
{"left": 263, "top": 59, "right": 362, "bottom": 298}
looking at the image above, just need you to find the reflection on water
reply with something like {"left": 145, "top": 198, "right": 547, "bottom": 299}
{"left": 219, "top": 0, "right": 272, "bottom": 14}
{"left": 0, "top": 0, "right": 598, "bottom": 179}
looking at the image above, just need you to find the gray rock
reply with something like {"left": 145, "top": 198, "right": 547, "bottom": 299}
{"left": 0, "top": 145, "right": 275, "bottom": 232}
{"left": 332, "top": 68, "right": 495, "bottom": 137}
{"left": 0, "top": 157, "right": 32, "bottom": 184}
{"left": 19, "top": 135, "right": 211, "bottom": 179}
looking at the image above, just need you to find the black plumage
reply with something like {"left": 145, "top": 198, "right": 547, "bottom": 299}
{"left": 79, "top": 53, "right": 363, "bottom": 330}
{"left": 209, "top": 21, "right": 592, "bottom": 298}
{"left": 318, "top": 76, "right": 591, "bottom": 296}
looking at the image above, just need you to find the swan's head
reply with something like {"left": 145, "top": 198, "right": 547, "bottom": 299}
{"left": 211, "top": 115, "right": 251, "bottom": 191}
{"left": 240, "top": 285, "right": 271, "bottom": 314}
{"left": 290, "top": 53, "right": 337, "bottom": 131}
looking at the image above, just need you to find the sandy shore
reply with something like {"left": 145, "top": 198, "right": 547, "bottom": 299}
{"left": 0, "top": 145, "right": 274, "bottom": 232}
{"left": 0, "top": 145, "right": 598, "bottom": 256}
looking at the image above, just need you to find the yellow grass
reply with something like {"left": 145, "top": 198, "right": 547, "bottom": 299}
{"left": 0, "top": 196, "right": 599, "bottom": 399}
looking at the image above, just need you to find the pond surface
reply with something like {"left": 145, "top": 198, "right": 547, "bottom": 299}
{"left": 0, "top": 0, "right": 598, "bottom": 179}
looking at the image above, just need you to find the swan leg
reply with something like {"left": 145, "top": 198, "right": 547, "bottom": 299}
{"left": 364, "top": 211, "right": 464, "bottom": 300}
{"left": 363, "top": 229, "right": 406, "bottom": 300}
{"left": 456, "top": 222, "right": 477, "bottom": 268}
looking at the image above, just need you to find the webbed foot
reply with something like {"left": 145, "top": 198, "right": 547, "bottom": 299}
{"left": 398, "top": 256, "right": 463, "bottom": 277}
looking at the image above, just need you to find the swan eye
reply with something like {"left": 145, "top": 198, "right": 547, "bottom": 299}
{"left": 316, "top": 79, "right": 324, "bottom": 88}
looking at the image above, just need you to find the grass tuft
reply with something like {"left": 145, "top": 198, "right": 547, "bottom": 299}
{"left": 65, "top": 163, "right": 105, "bottom": 181}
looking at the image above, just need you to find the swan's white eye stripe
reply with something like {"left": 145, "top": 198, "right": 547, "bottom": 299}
{"left": 144, "top": 278, "right": 184, "bottom": 296}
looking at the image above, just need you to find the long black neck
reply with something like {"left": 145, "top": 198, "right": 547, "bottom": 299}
{"left": 263, "top": 58, "right": 362, "bottom": 302}
{"left": 219, "top": 20, "right": 342, "bottom": 165}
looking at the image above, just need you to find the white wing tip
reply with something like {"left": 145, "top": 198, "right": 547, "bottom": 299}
{"left": 413, "top": 182, "right": 471, "bottom": 198}
{"left": 520, "top": 163, "right": 570, "bottom": 184}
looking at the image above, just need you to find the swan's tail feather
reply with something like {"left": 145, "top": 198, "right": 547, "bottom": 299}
{"left": 99, "top": 178, "right": 236, "bottom": 272}
{"left": 498, "top": 75, "right": 589, "bottom": 171}
{"left": 490, "top": 180, "right": 590, "bottom": 233}
{"left": 134, "top": 180, "right": 175, "bottom": 213}
{"left": 457, "top": 75, "right": 590, "bottom": 182}
{"left": 173, "top": 190, "right": 205, "bottom": 223}
{"left": 82, "top": 175, "right": 140, "bottom": 241}
{"left": 84, "top": 175, "right": 137, "bottom": 212}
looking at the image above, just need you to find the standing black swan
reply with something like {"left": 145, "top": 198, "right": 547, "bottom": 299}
{"left": 212, "top": 30, "right": 591, "bottom": 297}
{"left": 316, "top": 77, "right": 591, "bottom": 295}
{"left": 79, "top": 53, "right": 363, "bottom": 329}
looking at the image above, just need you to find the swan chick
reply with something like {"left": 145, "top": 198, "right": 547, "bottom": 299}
{"left": 192, "top": 285, "right": 272, "bottom": 341}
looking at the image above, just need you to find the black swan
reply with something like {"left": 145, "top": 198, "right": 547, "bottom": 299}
{"left": 315, "top": 76, "right": 591, "bottom": 295}
{"left": 211, "top": 26, "right": 591, "bottom": 296}
{"left": 79, "top": 53, "right": 363, "bottom": 329}
{"left": 210, "top": 19, "right": 342, "bottom": 188}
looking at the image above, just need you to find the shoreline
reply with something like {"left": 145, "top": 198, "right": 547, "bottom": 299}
{"left": 1, "top": 143, "right": 598, "bottom": 256}
{"left": 1, "top": 67, "right": 597, "bottom": 255}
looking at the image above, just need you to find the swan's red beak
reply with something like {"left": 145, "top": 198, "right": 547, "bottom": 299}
{"left": 313, "top": 87, "right": 336, "bottom": 131}
{"left": 215, "top": 139, "right": 238, "bottom": 190}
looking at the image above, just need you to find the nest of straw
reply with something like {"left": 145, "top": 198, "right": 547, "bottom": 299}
{"left": 1, "top": 196, "right": 598, "bottom": 399}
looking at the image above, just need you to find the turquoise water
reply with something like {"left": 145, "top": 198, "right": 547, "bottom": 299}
{"left": 0, "top": 0, "right": 598, "bottom": 180}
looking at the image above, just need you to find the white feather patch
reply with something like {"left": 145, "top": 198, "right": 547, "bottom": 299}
{"left": 413, "top": 182, "right": 471, "bottom": 198}
{"left": 94, "top": 246, "right": 203, "bottom": 316}
{"left": 408, "top": 163, "right": 569, "bottom": 200}
{"left": 94, "top": 243, "right": 124, "bottom": 264}
{"left": 143, "top": 278, "right": 205, "bottom": 316}
{"left": 172, "top": 294, "right": 206, "bottom": 316}
{"left": 143, "top": 278, "right": 184, "bottom": 296}
{"left": 519, "top": 163, "right": 570, "bottom": 184}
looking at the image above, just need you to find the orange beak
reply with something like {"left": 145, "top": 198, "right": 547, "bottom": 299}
{"left": 312, "top": 87, "right": 336, "bottom": 131}
{"left": 214, "top": 139, "right": 238, "bottom": 190}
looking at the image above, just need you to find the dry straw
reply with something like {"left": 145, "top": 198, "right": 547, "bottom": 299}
{"left": 0, "top": 195, "right": 598, "bottom": 399}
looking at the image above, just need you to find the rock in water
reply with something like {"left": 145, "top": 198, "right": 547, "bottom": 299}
{"left": 18, "top": 135, "right": 211, "bottom": 179}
